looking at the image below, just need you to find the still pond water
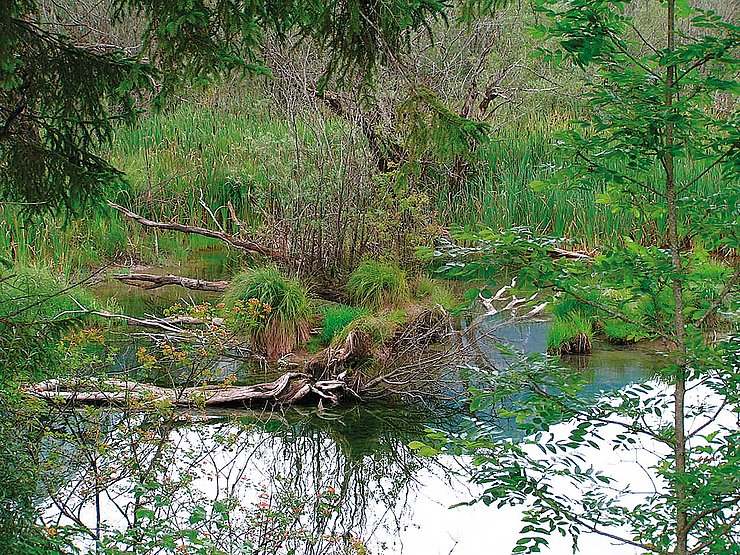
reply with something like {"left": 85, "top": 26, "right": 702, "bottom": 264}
{"left": 42, "top": 261, "right": 662, "bottom": 554}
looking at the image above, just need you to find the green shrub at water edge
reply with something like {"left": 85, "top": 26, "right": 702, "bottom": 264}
{"left": 347, "top": 261, "right": 409, "bottom": 309}
{"left": 320, "top": 305, "right": 369, "bottom": 344}
{"left": 224, "top": 266, "right": 312, "bottom": 359}
{"left": 547, "top": 312, "right": 593, "bottom": 355}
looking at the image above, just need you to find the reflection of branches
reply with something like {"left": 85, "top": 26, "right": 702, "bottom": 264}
{"left": 34, "top": 398, "right": 443, "bottom": 554}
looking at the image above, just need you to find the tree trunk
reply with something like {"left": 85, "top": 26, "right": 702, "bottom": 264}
{"left": 664, "top": 2, "right": 689, "bottom": 553}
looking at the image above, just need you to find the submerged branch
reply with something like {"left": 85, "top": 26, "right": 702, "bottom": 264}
{"left": 112, "top": 272, "right": 229, "bottom": 292}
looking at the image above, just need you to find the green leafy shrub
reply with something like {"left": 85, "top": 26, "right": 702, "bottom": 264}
{"left": 320, "top": 305, "right": 368, "bottom": 344}
{"left": 547, "top": 312, "right": 593, "bottom": 355}
{"left": 224, "top": 266, "right": 311, "bottom": 359}
{"left": 347, "top": 261, "right": 409, "bottom": 309}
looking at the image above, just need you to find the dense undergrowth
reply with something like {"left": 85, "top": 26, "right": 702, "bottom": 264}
{"left": 1, "top": 92, "right": 729, "bottom": 277}
{"left": 0, "top": 266, "right": 99, "bottom": 382}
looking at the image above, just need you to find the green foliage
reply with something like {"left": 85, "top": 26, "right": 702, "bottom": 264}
{"left": 414, "top": 276, "right": 458, "bottom": 311}
{"left": 417, "top": 343, "right": 740, "bottom": 555}
{"left": 225, "top": 266, "right": 310, "bottom": 327}
{"left": 320, "top": 305, "right": 369, "bottom": 344}
{"left": 0, "top": 400, "right": 72, "bottom": 555}
{"left": 0, "top": 264, "right": 97, "bottom": 381}
{"left": 431, "top": 1, "right": 740, "bottom": 553}
{"left": 332, "top": 309, "right": 408, "bottom": 347}
{"left": 224, "top": 266, "right": 311, "bottom": 358}
{"left": 0, "top": 2, "right": 152, "bottom": 215}
{"left": 546, "top": 312, "right": 593, "bottom": 354}
{"left": 1, "top": 0, "right": 453, "bottom": 215}
{"left": 398, "top": 86, "right": 490, "bottom": 185}
{"left": 365, "top": 170, "right": 441, "bottom": 269}
{"left": 347, "top": 261, "right": 409, "bottom": 309}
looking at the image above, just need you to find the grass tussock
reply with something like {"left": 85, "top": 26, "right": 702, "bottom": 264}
{"left": 331, "top": 309, "right": 408, "bottom": 348}
{"left": 414, "top": 276, "right": 458, "bottom": 311}
{"left": 319, "top": 305, "right": 369, "bottom": 344}
{"left": 224, "top": 266, "right": 311, "bottom": 359}
{"left": 547, "top": 312, "right": 593, "bottom": 355}
{"left": 347, "top": 261, "right": 409, "bottom": 309}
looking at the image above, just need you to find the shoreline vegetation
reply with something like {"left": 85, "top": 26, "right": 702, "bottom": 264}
{"left": 1, "top": 1, "right": 738, "bottom": 554}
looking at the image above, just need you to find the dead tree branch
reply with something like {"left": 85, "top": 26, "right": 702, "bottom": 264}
{"left": 108, "top": 201, "right": 284, "bottom": 259}
{"left": 112, "top": 272, "right": 229, "bottom": 292}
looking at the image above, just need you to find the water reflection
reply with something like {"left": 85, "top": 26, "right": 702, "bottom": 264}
{"left": 465, "top": 314, "right": 658, "bottom": 395}
{"left": 26, "top": 304, "right": 664, "bottom": 554}
{"left": 38, "top": 404, "right": 467, "bottom": 554}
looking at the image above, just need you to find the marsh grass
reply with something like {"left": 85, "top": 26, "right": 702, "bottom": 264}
{"left": 0, "top": 95, "right": 727, "bottom": 276}
{"left": 319, "top": 305, "right": 369, "bottom": 344}
{"left": 224, "top": 266, "right": 312, "bottom": 359}
{"left": 547, "top": 311, "right": 593, "bottom": 355}
{"left": 414, "top": 276, "right": 458, "bottom": 311}
{"left": 601, "top": 319, "right": 654, "bottom": 344}
{"left": 442, "top": 113, "right": 728, "bottom": 248}
{"left": 347, "top": 261, "right": 409, "bottom": 309}
{"left": 331, "top": 309, "right": 408, "bottom": 348}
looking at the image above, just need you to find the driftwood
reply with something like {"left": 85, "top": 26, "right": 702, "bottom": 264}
{"left": 108, "top": 201, "right": 284, "bottom": 260}
{"left": 56, "top": 308, "right": 223, "bottom": 333}
{"left": 112, "top": 271, "right": 348, "bottom": 303}
{"left": 91, "top": 311, "right": 220, "bottom": 331}
{"left": 113, "top": 272, "right": 229, "bottom": 292}
{"left": 30, "top": 372, "right": 350, "bottom": 407}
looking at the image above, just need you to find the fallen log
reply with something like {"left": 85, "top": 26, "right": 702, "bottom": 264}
{"left": 108, "top": 201, "right": 284, "bottom": 260}
{"left": 30, "top": 372, "right": 350, "bottom": 408}
{"left": 113, "top": 272, "right": 229, "bottom": 292}
{"left": 60, "top": 309, "right": 223, "bottom": 332}
{"left": 112, "top": 271, "right": 349, "bottom": 303}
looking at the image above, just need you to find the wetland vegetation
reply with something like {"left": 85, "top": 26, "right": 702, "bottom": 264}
{"left": 1, "top": 0, "right": 738, "bottom": 554}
